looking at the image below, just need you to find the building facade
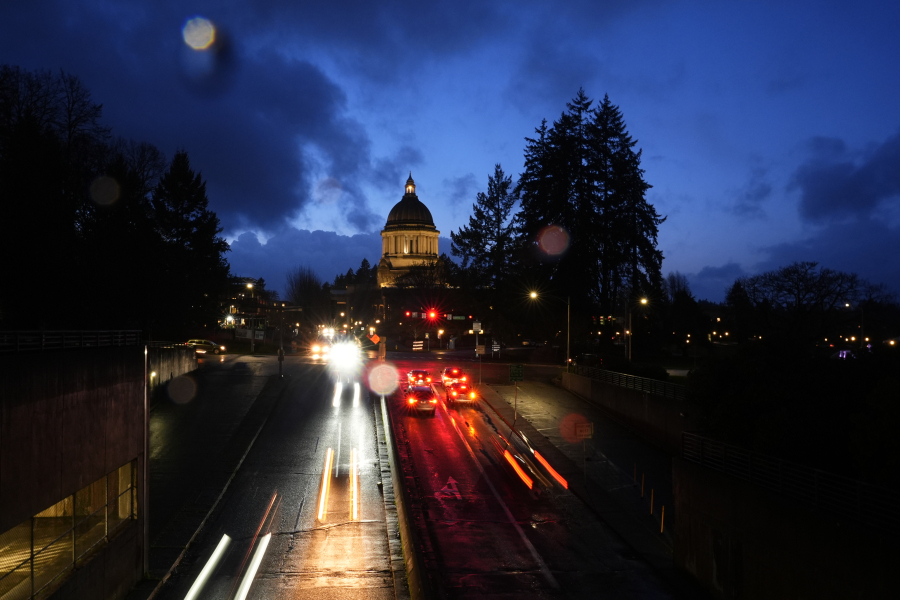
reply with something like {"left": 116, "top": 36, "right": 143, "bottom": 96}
{"left": 377, "top": 174, "right": 440, "bottom": 287}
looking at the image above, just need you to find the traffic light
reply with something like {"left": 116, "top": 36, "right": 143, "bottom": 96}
{"left": 428, "top": 310, "right": 436, "bottom": 319}
{"left": 405, "top": 311, "right": 411, "bottom": 317}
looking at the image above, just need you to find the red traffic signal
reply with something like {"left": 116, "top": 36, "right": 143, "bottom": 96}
{"left": 405, "top": 311, "right": 411, "bottom": 317}
{"left": 428, "top": 311, "right": 436, "bottom": 319}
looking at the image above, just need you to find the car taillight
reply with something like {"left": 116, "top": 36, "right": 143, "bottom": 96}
{"left": 452, "top": 369, "right": 458, "bottom": 374}
{"left": 461, "top": 376, "right": 467, "bottom": 382}
{"left": 430, "top": 398, "right": 437, "bottom": 404}
{"left": 426, "top": 377, "right": 432, "bottom": 382}
{"left": 450, "top": 390, "right": 458, "bottom": 397}
{"left": 407, "top": 397, "right": 416, "bottom": 405}
{"left": 469, "top": 392, "right": 476, "bottom": 399}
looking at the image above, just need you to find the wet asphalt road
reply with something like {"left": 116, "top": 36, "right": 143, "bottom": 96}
{"left": 388, "top": 358, "right": 676, "bottom": 599}
{"left": 150, "top": 354, "right": 394, "bottom": 600}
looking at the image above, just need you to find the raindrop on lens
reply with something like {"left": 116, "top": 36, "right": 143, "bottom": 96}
{"left": 538, "top": 225, "right": 570, "bottom": 256}
{"left": 167, "top": 375, "right": 197, "bottom": 404}
{"left": 90, "top": 175, "right": 120, "bottom": 205}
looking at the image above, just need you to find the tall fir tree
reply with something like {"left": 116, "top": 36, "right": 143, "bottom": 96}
{"left": 451, "top": 164, "right": 517, "bottom": 288}
{"left": 151, "top": 150, "right": 230, "bottom": 333}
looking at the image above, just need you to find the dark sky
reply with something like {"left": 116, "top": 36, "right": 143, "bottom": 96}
{"left": 2, "top": 1, "right": 899, "bottom": 300}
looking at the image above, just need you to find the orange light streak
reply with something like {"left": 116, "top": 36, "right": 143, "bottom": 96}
{"left": 503, "top": 450, "right": 533, "bottom": 489}
{"left": 535, "top": 451, "right": 568, "bottom": 489}
{"left": 318, "top": 448, "right": 334, "bottom": 520}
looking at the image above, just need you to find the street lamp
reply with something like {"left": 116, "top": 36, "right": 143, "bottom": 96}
{"left": 628, "top": 297, "right": 648, "bottom": 362}
{"left": 529, "top": 291, "right": 570, "bottom": 369}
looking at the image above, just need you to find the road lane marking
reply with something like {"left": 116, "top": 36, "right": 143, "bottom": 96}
{"left": 353, "top": 381, "right": 361, "bottom": 407}
{"left": 333, "top": 382, "right": 343, "bottom": 407}
{"left": 183, "top": 534, "right": 230, "bottom": 600}
{"left": 434, "top": 476, "right": 462, "bottom": 500}
{"left": 335, "top": 422, "right": 342, "bottom": 477}
{"left": 441, "top": 404, "right": 560, "bottom": 588}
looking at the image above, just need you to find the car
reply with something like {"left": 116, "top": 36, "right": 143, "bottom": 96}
{"left": 407, "top": 369, "right": 432, "bottom": 385}
{"left": 440, "top": 367, "right": 467, "bottom": 387}
{"left": 405, "top": 385, "right": 438, "bottom": 416}
{"left": 309, "top": 339, "right": 331, "bottom": 360}
{"left": 446, "top": 381, "right": 477, "bottom": 404}
{"left": 186, "top": 339, "right": 225, "bottom": 355}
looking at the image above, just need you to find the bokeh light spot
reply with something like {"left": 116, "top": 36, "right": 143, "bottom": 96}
{"left": 167, "top": 375, "right": 197, "bottom": 404}
{"left": 183, "top": 17, "right": 216, "bottom": 50}
{"left": 90, "top": 175, "right": 119, "bottom": 205}
{"left": 559, "top": 412, "right": 588, "bottom": 443}
{"left": 368, "top": 363, "right": 399, "bottom": 396}
{"left": 538, "top": 225, "right": 570, "bottom": 256}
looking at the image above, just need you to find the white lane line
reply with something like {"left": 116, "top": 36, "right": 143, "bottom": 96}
{"left": 441, "top": 404, "right": 560, "bottom": 588}
{"left": 234, "top": 533, "right": 271, "bottom": 600}
{"left": 353, "top": 381, "right": 361, "bottom": 407}
{"left": 183, "top": 534, "right": 231, "bottom": 600}
{"left": 333, "top": 382, "right": 343, "bottom": 407}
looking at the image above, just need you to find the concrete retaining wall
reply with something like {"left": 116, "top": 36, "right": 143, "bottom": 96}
{"left": 561, "top": 371, "right": 701, "bottom": 454}
{"left": 0, "top": 347, "right": 146, "bottom": 600}
{"left": 673, "top": 458, "right": 898, "bottom": 599}
{"left": 147, "top": 346, "right": 196, "bottom": 400}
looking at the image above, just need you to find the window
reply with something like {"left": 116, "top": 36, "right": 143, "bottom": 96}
{"left": 0, "top": 460, "right": 136, "bottom": 600}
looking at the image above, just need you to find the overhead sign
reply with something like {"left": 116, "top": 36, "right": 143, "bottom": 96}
{"left": 473, "top": 322, "right": 482, "bottom": 332}
{"left": 575, "top": 422, "right": 594, "bottom": 439}
{"left": 492, "top": 343, "right": 500, "bottom": 352}
{"left": 475, "top": 345, "right": 485, "bottom": 355}
{"left": 509, "top": 363, "right": 524, "bottom": 382}
{"left": 412, "top": 341, "right": 424, "bottom": 351}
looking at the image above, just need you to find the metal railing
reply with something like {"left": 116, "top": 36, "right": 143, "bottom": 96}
{"left": 0, "top": 331, "right": 142, "bottom": 353}
{"left": 572, "top": 365, "right": 686, "bottom": 401}
{"left": 682, "top": 432, "right": 899, "bottom": 532}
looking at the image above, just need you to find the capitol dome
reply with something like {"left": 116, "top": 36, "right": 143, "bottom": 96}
{"left": 385, "top": 174, "right": 434, "bottom": 226}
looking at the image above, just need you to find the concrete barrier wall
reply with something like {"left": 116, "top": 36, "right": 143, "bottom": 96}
{"left": 0, "top": 347, "right": 146, "bottom": 600}
{"left": 562, "top": 372, "right": 702, "bottom": 454}
{"left": 148, "top": 346, "right": 197, "bottom": 400}
{"left": 673, "top": 458, "right": 898, "bottom": 599}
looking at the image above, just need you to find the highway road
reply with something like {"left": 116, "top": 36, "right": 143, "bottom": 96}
{"left": 143, "top": 352, "right": 690, "bottom": 599}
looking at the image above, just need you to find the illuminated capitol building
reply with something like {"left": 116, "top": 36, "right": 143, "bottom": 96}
{"left": 377, "top": 174, "right": 440, "bottom": 287}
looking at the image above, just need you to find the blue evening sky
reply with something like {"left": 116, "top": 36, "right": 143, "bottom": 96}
{"left": 2, "top": 1, "right": 898, "bottom": 300}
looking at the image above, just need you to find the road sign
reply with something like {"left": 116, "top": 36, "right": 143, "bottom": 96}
{"left": 475, "top": 345, "right": 485, "bottom": 355}
{"left": 473, "top": 322, "right": 482, "bottom": 332}
{"left": 492, "top": 343, "right": 500, "bottom": 352}
{"left": 575, "top": 422, "right": 594, "bottom": 439}
{"left": 425, "top": 333, "right": 429, "bottom": 339}
{"left": 412, "top": 341, "right": 424, "bottom": 351}
{"left": 509, "top": 363, "right": 524, "bottom": 382}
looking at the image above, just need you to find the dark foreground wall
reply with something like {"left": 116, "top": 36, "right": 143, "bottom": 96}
{"left": 561, "top": 372, "right": 701, "bottom": 454}
{"left": 0, "top": 347, "right": 146, "bottom": 600}
{"left": 673, "top": 458, "right": 898, "bottom": 599}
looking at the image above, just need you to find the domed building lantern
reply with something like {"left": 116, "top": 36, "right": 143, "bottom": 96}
{"left": 377, "top": 173, "right": 440, "bottom": 286}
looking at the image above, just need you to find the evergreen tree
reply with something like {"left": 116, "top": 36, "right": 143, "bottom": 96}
{"left": 451, "top": 164, "right": 517, "bottom": 287}
{"left": 151, "top": 150, "right": 230, "bottom": 332}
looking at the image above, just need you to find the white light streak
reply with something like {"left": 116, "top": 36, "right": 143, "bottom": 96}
{"left": 333, "top": 382, "right": 343, "bottom": 407}
{"left": 352, "top": 381, "right": 360, "bottom": 407}
{"left": 184, "top": 534, "right": 231, "bottom": 600}
{"left": 351, "top": 448, "right": 359, "bottom": 520}
{"left": 234, "top": 533, "right": 271, "bottom": 600}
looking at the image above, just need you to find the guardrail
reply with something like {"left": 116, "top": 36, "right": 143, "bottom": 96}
{"left": 682, "top": 432, "right": 899, "bottom": 532}
{"left": 0, "top": 330, "right": 142, "bottom": 352}
{"left": 572, "top": 365, "right": 686, "bottom": 401}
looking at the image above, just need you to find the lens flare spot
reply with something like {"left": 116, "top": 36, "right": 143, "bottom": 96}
{"left": 537, "top": 225, "right": 570, "bottom": 256}
{"left": 167, "top": 374, "right": 197, "bottom": 404}
{"left": 90, "top": 175, "right": 120, "bottom": 205}
{"left": 368, "top": 363, "right": 399, "bottom": 396}
{"left": 559, "top": 412, "right": 589, "bottom": 444}
{"left": 183, "top": 17, "right": 216, "bottom": 50}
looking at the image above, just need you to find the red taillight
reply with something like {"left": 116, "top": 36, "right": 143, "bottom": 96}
{"left": 426, "top": 377, "right": 432, "bottom": 382}
{"left": 461, "top": 376, "right": 467, "bottom": 382}
{"left": 407, "top": 397, "right": 416, "bottom": 405}
{"left": 450, "top": 390, "right": 458, "bottom": 397}
{"left": 469, "top": 392, "right": 476, "bottom": 399}
{"left": 452, "top": 369, "right": 458, "bottom": 374}
{"left": 430, "top": 398, "right": 437, "bottom": 404}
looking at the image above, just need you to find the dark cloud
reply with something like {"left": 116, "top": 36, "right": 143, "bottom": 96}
{"left": 755, "top": 219, "right": 900, "bottom": 293}
{"left": 732, "top": 167, "right": 771, "bottom": 219}
{"left": 371, "top": 146, "right": 425, "bottom": 192}
{"left": 228, "top": 228, "right": 384, "bottom": 295}
{"left": 442, "top": 173, "right": 478, "bottom": 209}
{"left": 0, "top": 2, "right": 413, "bottom": 234}
{"left": 688, "top": 262, "right": 747, "bottom": 302}
{"left": 791, "top": 131, "right": 900, "bottom": 223}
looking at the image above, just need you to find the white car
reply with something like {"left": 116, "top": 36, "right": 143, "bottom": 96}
{"left": 186, "top": 339, "right": 225, "bottom": 354}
